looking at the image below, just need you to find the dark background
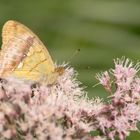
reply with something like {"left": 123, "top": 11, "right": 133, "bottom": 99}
{"left": 0, "top": 0, "right": 140, "bottom": 139}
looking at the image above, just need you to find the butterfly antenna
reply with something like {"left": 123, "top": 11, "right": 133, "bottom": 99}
{"left": 67, "top": 48, "right": 81, "bottom": 62}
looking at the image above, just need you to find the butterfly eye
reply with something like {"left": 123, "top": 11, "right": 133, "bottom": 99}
{"left": 55, "top": 67, "right": 65, "bottom": 75}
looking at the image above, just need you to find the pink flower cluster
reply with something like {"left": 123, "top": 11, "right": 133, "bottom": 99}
{"left": 0, "top": 58, "right": 140, "bottom": 140}
{"left": 96, "top": 57, "right": 140, "bottom": 140}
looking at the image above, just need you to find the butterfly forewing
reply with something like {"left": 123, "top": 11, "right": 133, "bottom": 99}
{"left": 0, "top": 20, "right": 58, "bottom": 84}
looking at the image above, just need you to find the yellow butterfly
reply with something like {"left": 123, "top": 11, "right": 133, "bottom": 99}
{"left": 0, "top": 20, "right": 64, "bottom": 85}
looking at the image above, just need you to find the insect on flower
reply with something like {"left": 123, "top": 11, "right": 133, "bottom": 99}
{"left": 0, "top": 20, "right": 64, "bottom": 85}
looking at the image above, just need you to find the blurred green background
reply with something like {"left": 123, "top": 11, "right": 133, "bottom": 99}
{"left": 0, "top": 0, "right": 140, "bottom": 139}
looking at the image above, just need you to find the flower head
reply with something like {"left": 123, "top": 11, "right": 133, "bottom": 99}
{"left": 0, "top": 58, "right": 140, "bottom": 140}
